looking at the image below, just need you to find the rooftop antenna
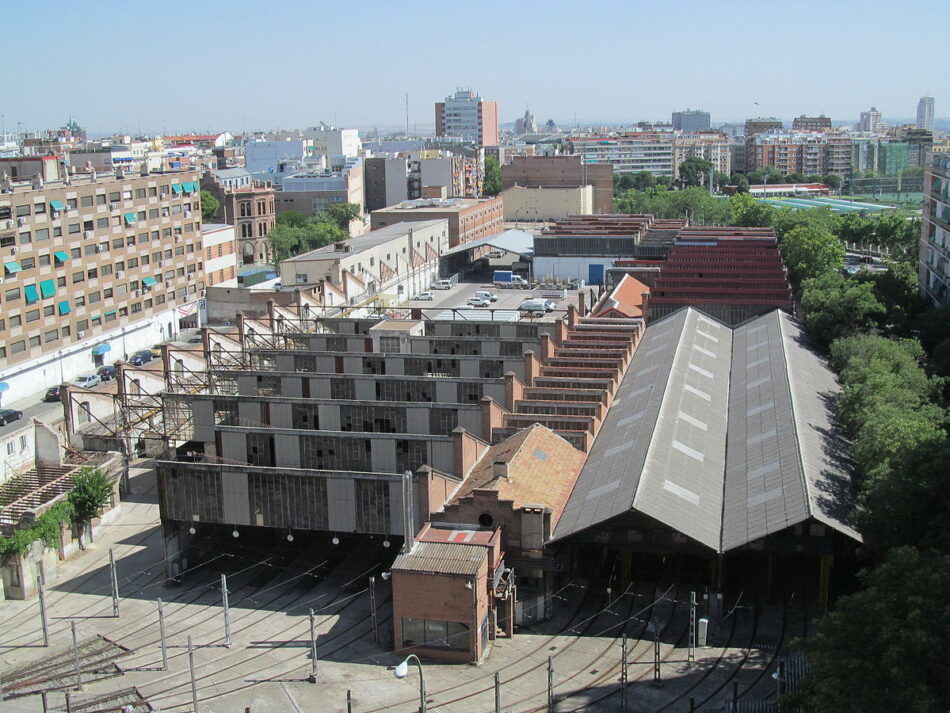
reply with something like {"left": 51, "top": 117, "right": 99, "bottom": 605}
{"left": 405, "top": 92, "right": 410, "bottom": 139}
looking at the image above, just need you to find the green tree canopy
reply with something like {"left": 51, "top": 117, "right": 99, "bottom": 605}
{"left": 275, "top": 210, "right": 309, "bottom": 228}
{"left": 482, "top": 156, "right": 502, "bottom": 196}
{"left": 792, "top": 547, "right": 950, "bottom": 713}
{"left": 821, "top": 173, "right": 843, "bottom": 190}
{"left": 677, "top": 156, "right": 713, "bottom": 188}
{"left": 199, "top": 190, "right": 219, "bottom": 221}
{"left": 799, "top": 271, "right": 886, "bottom": 348}
{"left": 779, "top": 225, "right": 844, "bottom": 289}
{"left": 324, "top": 202, "right": 363, "bottom": 231}
{"left": 68, "top": 467, "right": 113, "bottom": 526}
{"left": 729, "top": 192, "right": 774, "bottom": 227}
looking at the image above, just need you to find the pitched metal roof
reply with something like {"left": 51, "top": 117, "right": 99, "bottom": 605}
{"left": 391, "top": 540, "right": 485, "bottom": 576}
{"left": 553, "top": 307, "right": 860, "bottom": 551}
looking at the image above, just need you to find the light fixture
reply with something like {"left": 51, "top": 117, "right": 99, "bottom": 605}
{"left": 287, "top": 533, "right": 294, "bottom": 542}
{"left": 332, "top": 536, "right": 340, "bottom": 545}
{"left": 381, "top": 571, "right": 391, "bottom": 580}
{"left": 394, "top": 659, "right": 409, "bottom": 679}
{"left": 465, "top": 580, "right": 473, "bottom": 590}
{"left": 188, "top": 526, "right": 196, "bottom": 535}
{"left": 232, "top": 529, "right": 239, "bottom": 538}
{"left": 382, "top": 540, "right": 391, "bottom": 548}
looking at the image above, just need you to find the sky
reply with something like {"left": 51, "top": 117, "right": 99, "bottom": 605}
{"left": 0, "top": 0, "right": 944, "bottom": 135}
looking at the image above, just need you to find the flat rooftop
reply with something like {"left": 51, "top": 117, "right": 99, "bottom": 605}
{"left": 373, "top": 197, "right": 494, "bottom": 214}
{"left": 282, "top": 220, "right": 446, "bottom": 262}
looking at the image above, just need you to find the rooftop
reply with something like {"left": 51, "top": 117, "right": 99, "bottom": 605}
{"left": 391, "top": 540, "right": 486, "bottom": 576}
{"left": 282, "top": 220, "right": 446, "bottom": 262}
{"left": 373, "top": 197, "right": 493, "bottom": 213}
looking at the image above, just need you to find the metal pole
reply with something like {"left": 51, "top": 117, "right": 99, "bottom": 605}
{"left": 547, "top": 656, "right": 554, "bottom": 713}
{"left": 71, "top": 621, "right": 82, "bottom": 685}
{"left": 369, "top": 575, "right": 379, "bottom": 644}
{"left": 158, "top": 598, "right": 169, "bottom": 670}
{"left": 188, "top": 635, "right": 199, "bottom": 713}
{"left": 37, "top": 575, "right": 50, "bottom": 647}
{"left": 308, "top": 608, "right": 317, "bottom": 683}
{"left": 688, "top": 590, "right": 696, "bottom": 662}
{"left": 220, "top": 574, "right": 231, "bottom": 648}
{"left": 732, "top": 680, "right": 739, "bottom": 712}
{"left": 652, "top": 626, "right": 662, "bottom": 686}
{"left": 346, "top": 689, "right": 353, "bottom": 713}
{"left": 689, "top": 696, "right": 696, "bottom": 713}
{"left": 109, "top": 549, "right": 120, "bottom": 617}
{"left": 494, "top": 671, "right": 501, "bottom": 713}
{"left": 41, "top": 691, "right": 49, "bottom": 713}
{"left": 65, "top": 690, "right": 72, "bottom": 713}
{"left": 620, "top": 633, "right": 628, "bottom": 713}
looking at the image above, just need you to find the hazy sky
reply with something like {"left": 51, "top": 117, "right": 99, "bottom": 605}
{"left": 1, "top": 0, "right": 943, "bottom": 135}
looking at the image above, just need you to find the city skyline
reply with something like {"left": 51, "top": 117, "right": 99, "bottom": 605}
{"left": 0, "top": 0, "right": 944, "bottom": 135}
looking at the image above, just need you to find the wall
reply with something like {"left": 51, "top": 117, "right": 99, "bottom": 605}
{"left": 500, "top": 185, "right": 592, "bottom": 221}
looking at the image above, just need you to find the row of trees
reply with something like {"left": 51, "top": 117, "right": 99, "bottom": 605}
{"left": 266, "top": 203, "right": 362, "bottom": 266}
{"left": 778, "top": 205, "right": 950, "bottom": 710}
{"left": 613, "top": 164, "right": 846, "bottom": 195}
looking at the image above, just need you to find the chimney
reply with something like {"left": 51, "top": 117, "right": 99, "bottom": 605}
{"left": 492, "top": 461, "right": 509, "bottom": 481}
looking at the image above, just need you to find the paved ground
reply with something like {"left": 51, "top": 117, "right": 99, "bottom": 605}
{"left": 0, "top": 464, "right": 791, "bottom": 713}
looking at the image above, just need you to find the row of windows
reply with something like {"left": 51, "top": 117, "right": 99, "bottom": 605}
{"left": 0, "top": 183, "right": 197, "bottom": 220}
{"left": 1, "top": 219, "right": 198, "bottom": 250}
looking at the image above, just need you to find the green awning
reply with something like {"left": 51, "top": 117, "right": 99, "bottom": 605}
{"left": 24, "top": 284, "right": 39, "bottom": 304}
{"left": 104, "top": 310, "right": 117, "bottom": 316}
{"left": 54, "top": 251, "right": 70, "bottom": 262}
{"left": 49, "top": 200, "right": 66, "bottom": 211}
{"left": 181, "top": 182, "right": 193, "bottom": 193}
{"left": 58, "top": 300, "right": 71, "bottom": 315}
{"left": 142, "top": 276, "right": 157, "bottom": 286}
{"left": 39, "top": 279, "right": 56, "bottom": 298}
{"left": 123, "top": 212, "right": 137, "bottom": 225}
{"left": 3, "top": 261, "right": 21, "bottom": 274}
{"left": 171, "top": 183, "right": 183, "bottom": 194}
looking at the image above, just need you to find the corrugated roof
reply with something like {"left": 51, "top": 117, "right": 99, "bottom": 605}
{"left": 441, "top": 229, "right": 535, "bottom": 257}
{"left": 391, "top": 541, "right": 485, "bottom": 576}
{"left": 553, "top": 307, "right": 860, "bottom": 550}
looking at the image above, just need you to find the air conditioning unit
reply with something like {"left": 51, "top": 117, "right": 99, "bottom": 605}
{"left": 94, "top": 246, "right": 101, "bottom": 253}
{"left": 17, "top": 217, "right": 26, "bottom": 226}
{"left": 165, "top": 280, "right": 172, "bottom": 287}
{"left": 175, "top": 235, "right": 181, "bottom": 242}
{"left": 84, "top": 230, "right": 94, "bottom": 239}
{"left": 77, "top": 331, "right": 85, "bottom": 338}
{"left": 4, "top": 220, "right": 12, "bottom": 229}
{"left": 110, "top": 203, "right": 118, "bottom": 211}
{"left": 158, "top": 260, "right": 165, "bottom": 267}
{"left": 132, "top": 289, "right": 140, "bottom": 297}
{"left": 116, "top": 270, "right": 124, "bottom": 279}
{"left": 10, "top": 246, "right": 17, "bottom": 254}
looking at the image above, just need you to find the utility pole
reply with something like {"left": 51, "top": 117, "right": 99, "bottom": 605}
{"left": 620, "top": 633, "right": 629, "bottom": 713}
{"left": 369, "top": 575, "right": 379, "bottom": 644}
{"left": 494, "top": 672, "right": 501, "bottom": 713}
{"left": 158, "top": 598, "right": 169, "bottom": 670}
{"left": 308, "top": 608, "right": 317, "bottom": 683}
{"left": 37, "top": 575, "right": 50, "bottom": 646}
{"left": 652, "top": 625, "right": 662, "bottom": 686}
{"left": 220, "top": 574, "right": 231, "bottom": 647}
{"left": 71, "top": 621, "right": 82, "bottom": 685}
{"left": 346, "top": 690, "right": 353, "bottom": 713}
{"left": 109, "top": 549, "right": 120, "bottom": 617}
{"left": 547, "top": 656, "right": 555, "bottom": 713}
{"left": 188, "top": 636, "right": 199, "bottom": 713}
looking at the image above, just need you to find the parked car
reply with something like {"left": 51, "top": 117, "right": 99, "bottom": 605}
{"left": 467, "top": 297, "right": 491, "bottom": 307}
{"left": 544, "top": 300, "right": 558, "bottom": 311}
{"left": 474, "top": 290, "right": 498, "bottom": 302}
{"left": 73, "top": 374, "right": 102, "bottom": 389}
{"left": 97, "top": 365, "right": 117, "bottom": 381}
{"left": 487, "top": 249, "right": 506, "bottom": 259}
{"left": 432, "top": 280, "right": 453, "bottom": 290}
{"left": 44, "top": 385, "right": 62, "bottom": 402}
{"left": 149, "top": 344, "right": 164, "bottom": 358}
{"left": 129, "top": 350, "right": 153, "bottom": 366}
{"left": 414, "top": 291, "right": 434, "bottom": 301}
{"left": 0, "top": 408, "right": 23, "bottom": 426}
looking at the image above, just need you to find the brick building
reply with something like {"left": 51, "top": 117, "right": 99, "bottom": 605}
{"left": 370, "top": 197, "right": 504, "bottom": 248}
{"left": 501, "top": 155, "right": 614, "bottom": 214}
{"left": 200, "top": 223, "right": 238, "bottom": 287}
{"left": 791, "top": 115, "right": 833, "bottom": 132}
{"left": 199, "top": 168, "right": 276, "bottom": 265}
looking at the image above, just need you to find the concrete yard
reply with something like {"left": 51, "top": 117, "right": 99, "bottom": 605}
{"left": 0, "top": 466, "right": 793, "bottom": 713}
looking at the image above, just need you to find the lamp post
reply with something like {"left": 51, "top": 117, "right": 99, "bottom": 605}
{"left": 394, "top": 654, "right": 426, "bottom": 713}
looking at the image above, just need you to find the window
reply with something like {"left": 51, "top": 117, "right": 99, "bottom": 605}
{"left": 70, "top": 248, "right": 81, "bottom": 259}
{"left": 400, "top": 618, "right": 469, "bottom": 650}
{"left": 88, "top": 291, "right": 101, "bottom": 304}
{"left": 96, "top": 193, "right": 107, "bottom": 205}
{"left": 135, "top": 188, "right": 146, "bottom": 199}
{"left": 19, "top": 231, "right": 31, "bottom": 244}
{"left": 104, "top": 288, "right": 113, "bottom": 299}
{"left": 128, "top": 257, "right": 138, "bottom": 268}
{"left": 87, "top": 267, "right": 98, "bottom": 279}
{"left": 38, "top": 254, "right": 50, "bottom": 267}
{"left": 84, "top": 245, "right": 97, "bottom": 256}
{"left": 35, "top": 228, "right": 49, "bottom": 241}
{"left": 109, "top": 192, "right": 120, "bottom": 203}
{"left": 4, "top": 287, "right": 21, "bottom": 301}
{"left": 97, "top": 217, "right": 109, "bottom": 229}
{"left": 15, "top": 205, "right": 31, "bottom": 217}
{"left": 76, "top": 319, "right": 88, "bottom": 332}
{"left": 66, "top": 198, "right": 78, "bottom": 210}
{"left": 10, "top": 340, "right": 26, "bottom": 354}
{"left": 112, "top": 238, "right": 123, "bottom": 249}
{"left": 57, "top": 277, "right": 66, "bottom": 287}
{"left": 20, "top": 257, "right": 35, "bottom": 270}
{"left": 148, "top": 186, "right": 157, "bottom": 197}
{"left": 43, "top": 305, "right": 54, "bottom": 317}
{"left": 26, "top": 309, "right": 40, "bottom": 323}
{"left": 101, "top": 265, "right": 112, "bottom": 276}
{"left": 68, "top": 223, "right": 81, "bottom": 235}
{"left": 10, "top": 315, "right": 21, "bottom": 327}
{"left": 44, "top": 329, "right": 58, "bottom": 343}
{"left": 29, "top": 335, "right": 41, "bottom": 348}
{"left": 80, "top": 195, "right": 94, "bottom": 207}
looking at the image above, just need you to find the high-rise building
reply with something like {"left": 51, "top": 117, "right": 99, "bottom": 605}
{"left": 919, "top": 152, "right": 950, "bottom": 306}
{"left": 745, "top": 118, "right": 783, "bottom": 136}
{"left": 859, "top": 107, "right": 883, "bottom": 133}
{"left": 435, "top": 89, "right": 499, "bottom": 147}
{"left": 917, "top": 96, "right": 935, "bottom": 132}
{"left": 672, "top": 110, "right": 711, "bottom": 133}
{"left": 791, "top": 115, "right": 832, "bottom": 132}
{"left": 0, "top": 169, "right": 205, "bottom": 403}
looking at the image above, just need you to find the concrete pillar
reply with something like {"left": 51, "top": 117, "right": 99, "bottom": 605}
{"left": 504, "top": 372, "right": 525, "bottom": 410}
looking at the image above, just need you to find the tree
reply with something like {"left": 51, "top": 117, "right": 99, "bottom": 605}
{"left": 631, "top": 171, "right": 656, "bottom": 191}
{"left": 857, "top": 261, "right": 926, "bottom": 334}
{"left": 275, "top": 210, "right": 309, "bottom": 229}
{"left": 799, "top": 271, "right": 886, "bottom": 348}
{"left": 821, "top": 174, "right": 843, "bottom": 191}
{"left": 785, "top": 172, "right": 807, "bottom": 183}
{"left": 713, "top": 171, "right": 730, "bottom": 191}
{"left": 68, "top": 467, "right": 113, "bottom": 548}
{"left": 729, "top": 192, "right": 774, "bottom": 227}
{"left": 791, "top": 547, "right": 950, "bottom": 713}
{"left": 677, "top": 156, "right": 713, "bottom": 188}
{"left": 771, "top": 205, "right": 838, "bottom": 241}
{"left": 778, "top": 225, "right": 844, "bottom": 289}
{"left": 324, "top": 203, "right": 363, "bottom": 232}
{"left": 199, "top": 190, "right": 219, "bottom": 221}
{"left": 482, "top": 156, "right": 502, "bottom": 196}
{"left": 267, "top": 224, "right": 302, "bottom": 266}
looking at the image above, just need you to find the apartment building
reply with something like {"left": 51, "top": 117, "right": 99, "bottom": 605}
{"left": 200, "top": 168, "right": 276, "bottom": 265}
{"left": 569, "top": 134, "right": 676, "bottom": 177}
{"left": 276, "top": 158, "right": 365, "bottom": 226}
{"left": 435, "top": 89, "right": 499, "bottom": 147}
{"left": 672, "top": 110, "right": 711, "bottom": 132}
{"left": 917, "top": 96, "right": 935, "bottom": 132}
{"left": 791, "top": 115, "right": 832, "bottom": 132}
{"left": 370, "top": 197, "right": 504, "bottom": 249}
{"left": 364, "top": 156, "right": 475, "bottom": 212}
{"left": 200, "top": 224, "right": 238, "bottom": 287}
{"left": 744, "top": 118, "right": 783, "bottom": 136}
{"left": 279, "top": 220, "right": 448, "bottom": 305}
{"left": 747, "top": 131, "right": 828, "bottom": 175}
{"left": 920, "top": 152, "right": 950, "bottom": 306}
{"left": 501, "top": 155, "right": 614, "bottom": 214}
{"left": 0, "top": 170, "right": 204, "bottom": 403}
{"left": 672, "top": 134, "right": 732, "bottom": 176}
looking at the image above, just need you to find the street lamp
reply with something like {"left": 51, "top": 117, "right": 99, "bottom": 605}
{"left": 394, "top": 654, "right": 426, "bottom": 713}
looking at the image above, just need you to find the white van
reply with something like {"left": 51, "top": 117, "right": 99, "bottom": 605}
{"left": 487, "top": 249, "right": 506, "bottom": 259}
{"left": 432, "top": 280, "right": 452, "bottom": 290}
{"left": 474, "top": 290, "right": 498, "bottom": 302}
{"left": 520, "top": 298, "right": 549, "bottom": 315}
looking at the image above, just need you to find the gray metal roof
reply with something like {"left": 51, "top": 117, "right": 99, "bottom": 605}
{"left": 553, "top": 307, "right": 860, "bottom": 551}
{"left": 391, "top": 541, "right": 485, "bottom": 576}
{"left": 441, "top": 229, "right": 535, "bottom": 257}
